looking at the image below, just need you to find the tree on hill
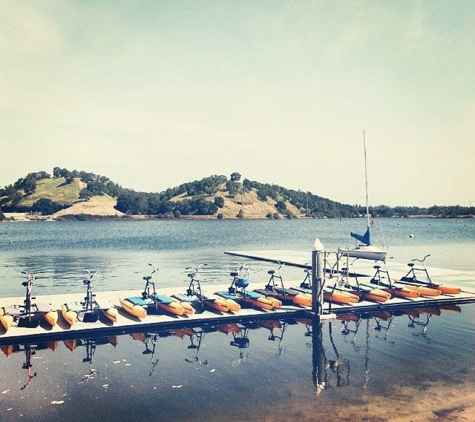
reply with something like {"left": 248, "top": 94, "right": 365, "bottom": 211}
{"left": 32, "top": 198, "right": 66, "bottom": 215}
{"left": 214, "top": 196, "right": 225, "bottom": 208}
{"left": 1, "top": 169, "right": 474, "bottom": 219}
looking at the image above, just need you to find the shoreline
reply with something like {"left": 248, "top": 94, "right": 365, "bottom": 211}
{"left": 2, "top": 213, "right": 474, "bottom": 222}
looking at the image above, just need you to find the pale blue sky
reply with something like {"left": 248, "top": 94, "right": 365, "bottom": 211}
{"left": 1, "top": 1, "right": 474, "bottom": 207}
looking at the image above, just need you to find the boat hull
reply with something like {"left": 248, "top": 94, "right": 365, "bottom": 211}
{"left": 156, "top": 301, "right": 186, "bottom": 316}
{"left": 174, "top": 299, "right": 195, "bottom": 315}
{"left": 292, "top": 293, "right": 312, "bottom": 307}
{"left": 43, "top": 310, "right": 58, "bottom": 327}
{"left": 397, "top": 283, "right": 441, "bottom": 297}
{"left": 61, "top": 304, "right": 77, "bottom": 326}
{"left": 203, "top": 298, "right": 230, "bottom": 313}
{"left": 339, "top": 245, "right": 387, "bottom": 262}
{"left": 119, "top": 297, "right": 147, "bottom": 319}
{"left": 363, "top": 289, "right": 390, "bottom": 303}
{"left": 222, "top": 298, "right": 241, "bottom": 312}
{"left": 0, "top": 309, "right": 14, "bottom": 331}
{"left": 323, "top": 290, "right": 359, "bottom": 305}
{"left": 243, "top": 295, "right": 275, "bottom": 310}
{"left": 102, "top": 307, "right": 118, "bottom": 323}
{"left": 435, "top": 285, "right": 461, "bottom": 295}
{"left": 387, "top": 287, "right": 419, "bottom": 299}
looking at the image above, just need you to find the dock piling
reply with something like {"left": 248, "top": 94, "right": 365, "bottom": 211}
{"left": 311, "top": 238, "right": 325, "bottom": 316}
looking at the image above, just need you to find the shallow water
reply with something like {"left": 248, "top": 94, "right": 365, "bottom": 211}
{"left": 0, "top": 218, "right": 474, "bottom": 421}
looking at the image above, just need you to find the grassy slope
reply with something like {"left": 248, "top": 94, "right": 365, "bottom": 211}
{"left": 172, "top": 183, "right": 302, "bottom": 219}
{"left": 53, "top": 194, "right": 124, "bottom": 217}
{"left": 19, "top": 177, "right": 84, "bottom": 207}
{"left": 9, "top": 178, "right": 302, "bottom": 219}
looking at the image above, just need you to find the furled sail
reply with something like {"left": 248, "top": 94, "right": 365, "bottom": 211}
{"left": 350, "top": 227, "right": 371, "bottom": 246}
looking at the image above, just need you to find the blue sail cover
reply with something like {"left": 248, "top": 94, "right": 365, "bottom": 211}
{"left": 350, "top": 227, "right": 371, "bottom": 246}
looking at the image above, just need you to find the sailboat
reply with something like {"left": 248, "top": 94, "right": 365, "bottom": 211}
{"left": 339, "top": 131, "right": 387, "bottom": 262}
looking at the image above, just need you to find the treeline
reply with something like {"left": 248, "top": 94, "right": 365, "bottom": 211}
{"left": 0, "top": 168, "right": 473, "bottom": 219}
{"left": 114, "top": 174, "right": 228, "bottom": 217}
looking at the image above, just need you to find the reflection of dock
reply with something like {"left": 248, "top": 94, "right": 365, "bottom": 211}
{"left": 0, "top": 305, "right": 470, "bottom": 396}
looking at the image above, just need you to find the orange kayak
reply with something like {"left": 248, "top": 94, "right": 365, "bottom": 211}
{"left": 119, "top": 296, "right": 147, "bottom": 319}
{"left": 203, "top": 297, "right": 230, "bottom": 313}
{"left": 292, "top": 293, "right": 312, "bottom": 307}
{"left": 397, "top": 282, "right": 441, "bottom": 297}
{"left": 433, "top": 285, "right": 461, "bottom": 295}
{"left": 323, "top": 290, "right": 359, "bottom": 305}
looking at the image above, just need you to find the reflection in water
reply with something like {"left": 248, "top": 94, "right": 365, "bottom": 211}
{"left": 0, "top": 305, "right": 472, "bottom": 422}
{"left": 131, "top": 332, "right": 161, "bottom": 375}
{"left": 1, "top": 341, "right": 58, "bottom": 390}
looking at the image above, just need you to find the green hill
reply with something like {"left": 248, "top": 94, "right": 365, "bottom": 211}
{"left": 0, "top": 168, "right": 472, "bottom": 221}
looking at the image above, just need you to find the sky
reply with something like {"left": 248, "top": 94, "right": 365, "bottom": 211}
{"left": 1, "top": 1, "right": 474, "bottom": 207}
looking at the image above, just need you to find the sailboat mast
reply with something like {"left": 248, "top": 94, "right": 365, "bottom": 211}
{"left": 363, "top": 130, "right": 370, "bottom": 228}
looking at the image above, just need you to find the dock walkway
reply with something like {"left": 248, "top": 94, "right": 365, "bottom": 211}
{"left": 1, "top": 281, "right": 474, "bottom": 345}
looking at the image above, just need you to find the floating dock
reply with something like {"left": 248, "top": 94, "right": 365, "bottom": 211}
{"left": 2, "top": 249, "right": 475, "bottom": 345}
{"left": 1, "top": 281, "right": 474, "bottom": 345}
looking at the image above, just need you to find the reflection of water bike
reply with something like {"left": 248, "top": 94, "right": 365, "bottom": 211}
{"left": 215, "top": 262, "right": 279, "bottom": 310}
{"left": 0, "top": 271, "right": 58, "bottom": 330}
{"left": 398, "top": 254, "right": 461, "bottom": 295}
{"left": 184, "top": 327, "right": 211, "bottom": 366}
{"left": 119, "top": 264, "right": 193, "bottom": 318}
{"left": 130, "top": 331, "right": 168, "bottom": 376}
{"left": 254, "top": 263, "right": 312, "bottom": 307}
{"left": 179, "top": 264, "right": 239, "bottom": 313}
{"left": 62, "top": 271, "right": 117, "bottom": 325}
{"left": 63, "top": 336, "right": 118, "bottom": 383}
{"left": 229, "top": 324, "right": 250, "bottom": 365}
{"left": 1, "top": 341, "right": 58, "bottom": 389}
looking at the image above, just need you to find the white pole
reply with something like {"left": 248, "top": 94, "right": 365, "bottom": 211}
{"left": 312, "top": 238, "right": 325, "bottom": 315}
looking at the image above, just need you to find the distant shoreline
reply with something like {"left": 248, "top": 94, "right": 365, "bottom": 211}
{"left": 2, "top": 212, "right": 473, "bottom": 223}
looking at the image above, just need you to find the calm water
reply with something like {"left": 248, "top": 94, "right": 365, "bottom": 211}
{"left": 1, "top": 218, "right": 474, "bottom": 421}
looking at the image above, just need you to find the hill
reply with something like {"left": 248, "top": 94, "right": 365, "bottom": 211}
{"left": 0, "top": 169, "right": 473, "bottom": 221}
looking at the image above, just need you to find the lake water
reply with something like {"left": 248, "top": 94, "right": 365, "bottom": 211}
{"left": 0, "top": 218, "right": 474, "bottom": 421}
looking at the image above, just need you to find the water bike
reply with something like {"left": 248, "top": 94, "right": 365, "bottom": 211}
{"left": 253, "top": 264, "right": 312, "bottom": 307}
{"left": 0, "top": 271, "right": 58, "bottom": 330}
{"left": 295, "top": 269, "right": 366, "bottom": 305}
{"left": 369, "top": 266, "right": 419, "bottom": 299}
{"left": 180, "top": 264, "right": 239, "bottom": 313}
{"left": 215, "top": 262, "right": 278, "bottom": 311}
{"left": 119, "top": 264, "right": 192, "bottom": 318}
{"left": 61, "top": 271, "right": 117, "bottom": 326}
{"left": 398, "top": 254, "right": 461, "bottom": 295}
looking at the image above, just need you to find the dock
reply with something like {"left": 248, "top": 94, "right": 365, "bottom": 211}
{"left": 1, "top": 281, "right": 474, "bottom": 346}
